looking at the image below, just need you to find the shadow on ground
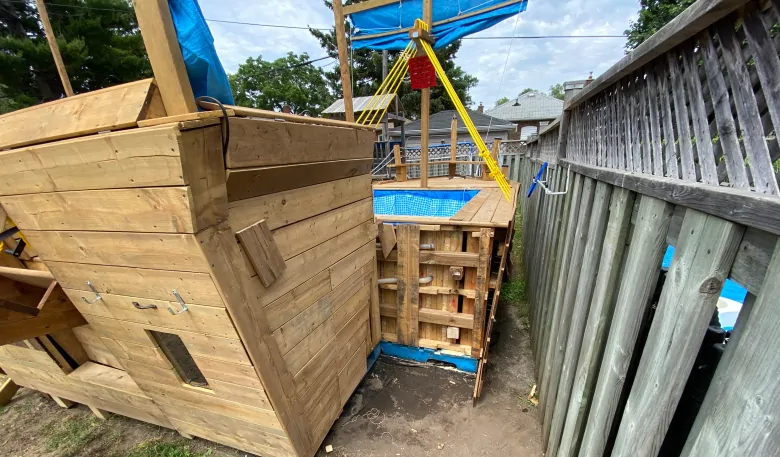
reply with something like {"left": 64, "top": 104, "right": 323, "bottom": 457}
{"left": 317, "top": 301, "right": 542, "bottom": 457}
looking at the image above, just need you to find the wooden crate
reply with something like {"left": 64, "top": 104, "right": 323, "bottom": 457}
{"left": 0, "top": 89, "right": 377, "bottom": 457}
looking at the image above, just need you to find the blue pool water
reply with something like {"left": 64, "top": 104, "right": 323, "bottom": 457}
{"left": 374, "top": 189, "right": 480, "bottom": 218}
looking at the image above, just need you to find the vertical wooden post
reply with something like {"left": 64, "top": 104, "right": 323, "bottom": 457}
{"left": 393, "top": 144, "right": 407, "bottom": 182}
{"left": 396, "top": 225, "right": 420, "bottom": 346}
{"left": 35, "top": 0, "right": 74, "bottom": 96}
{"left": 134, "top": 0, "right": 196, "bottom": 115}
{"left": 471, "top": 228, "right": 493, "bottom": 358}
{"left": 609, "top": 210, "right": 743, "bottom": 457}
{"left": 418, "top": 0, "right": 432, "bottom": 188}
{"left": 51, "top": 395, "right": 74, "bottom": 408}
{"left": 332, "top": 0, "right": 354, "bottom": 122}
{"left": 556, "top": 110, "right": 571, "bottom": 160}
{"left": 449, "top": 116, "right": 458, "bottom": 178}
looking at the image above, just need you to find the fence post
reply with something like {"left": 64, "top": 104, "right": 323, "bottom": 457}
{"left": 449, "top": 116, "right": 458, "bottom": 178}
{"left": 556, "top": 110, "right": 571, "bottom": 160}
{"left": 393, "top": 144, "right": 406, "bottom": 182}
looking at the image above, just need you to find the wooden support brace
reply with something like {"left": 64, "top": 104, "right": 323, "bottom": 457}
{"left": 393, "top": 144, "right": 407, "bottom": 182}
{"left": 395, "top": 225, "right": 420, "bottom": 346}
{"left": 0, "top": 378, "right": 19, "bottom": 406}
{"left": 449, "top": 116, "right": 458, "bottom": 179}
{"left": 88, "top": 405, "right": 110, "bottom": 420}
{"left": 51, "top": 395, "right": 74, "bottom": 409}
{"left": 236, "top": 220, "right": 287, "bottom": 287}
{"left": 377, "top": 223, "right": 397, "bottom": 259}
{"left": 471, "top": 229, "right": 493, "bottom": 358}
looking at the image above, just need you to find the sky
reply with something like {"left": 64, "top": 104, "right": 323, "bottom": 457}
{"left": 198, "top": 0, "right": 641, "bottom": 110}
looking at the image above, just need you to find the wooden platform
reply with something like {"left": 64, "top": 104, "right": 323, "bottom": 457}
{"left": 373, "top": 178, "right": 519, "bottom": 228}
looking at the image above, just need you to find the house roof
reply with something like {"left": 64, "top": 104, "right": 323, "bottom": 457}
{"left": 322, "top": 94, "right": 400, "bottom": 114}
{"left": 389, "top": 109, "right": 515, "bottom": 135}
{"left": 486, "top": 91, "right": 563, "bottom": 122}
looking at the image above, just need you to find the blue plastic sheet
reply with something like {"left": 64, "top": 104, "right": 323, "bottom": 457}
{"left": 168, "top": 0, "right": 235, "bottom": 105}
{"left": 349, "top": 0, "right": 529, "bottom": 50}
{"left": 374, "top": 189, "right": 479, "bottom": 217}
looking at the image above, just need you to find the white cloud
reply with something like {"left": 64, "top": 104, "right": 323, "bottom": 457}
{"left": 198, "top": 0, "right": 641, "bottom": 107}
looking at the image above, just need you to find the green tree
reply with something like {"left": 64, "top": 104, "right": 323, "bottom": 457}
{"left": 549, "top": 83, "right": 564, "bottom": 100}
{"left": 229, "top": 52, "right": 334, "bottom": 115}
{"left": 495, "top": 96, "right": 510, "bottom": 106}
{"left": 310, "top": 1, "right": 478, "bottom": 119}
{"left": 625, "top": 0, "right": 695, "bottom": 50}
{"left": 519, "top": 88, "right": 535, "bottom": 95}
{"left": 0, "top": 0, "right": 151, "bottom": 113}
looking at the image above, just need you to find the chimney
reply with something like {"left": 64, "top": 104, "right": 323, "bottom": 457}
{"left": 282, "top": 105, "right": 292, "bottom": 114}
{"left": 585, "top": 71, "right": 594, "bottom": 85}
{"left": 563, "top": 75, "right": 592, "bottom": 104}
{"left": 477, "top": 102, "right": 484, "bottom": 113}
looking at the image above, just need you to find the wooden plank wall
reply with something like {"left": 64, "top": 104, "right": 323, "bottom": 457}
{"left": 376, "top": 224, "right": 504, "bottom": 359}
{"left": 0, "top": 115, "right": 378, "bottom": 457}
{"left": 519, "top": 3, "right": 780, "bottom": 455}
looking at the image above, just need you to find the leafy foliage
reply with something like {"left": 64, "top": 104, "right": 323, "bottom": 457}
{"left": 310, "top": 1, "right": 478, "bottom": 119}
{"left": 519, "top": 87, "right": 535, "bottom": 96}
{"left": 229, "top": 52, "right": 334, "bottom": 115}
{"left": 624, "top": 0, "right": 696, "bottom": 50}
{"left": 495, "top": 96, "right": 510, "bottom": 106}
{"left": 0, "top": 0, "right": 151, "bottom": 113}
{"left": 549, "top": 83, "right": 564, "bottom": 100}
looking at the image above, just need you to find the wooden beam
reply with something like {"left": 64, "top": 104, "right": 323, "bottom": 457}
{"left": 418, "top": 0, "right": 432, "bottom": 189}
{"left": 471, "top": 228, "right": 492, "bottom": 358}
{"left": 332, "top": 1, "right": 354, "bottom": 122}
{"left": 198, "top": 101, "right": 373, "bottom": 131}
{"left": 34, "top": 0, "right": 73, "bottom": 96}
{"left": 395, "top": 225, "right": 420, "bottom": 346}
{"left": 562, "top": 159, "right": 780, "bottom": 236}
{"left": 51, "top": 395, "right": 74, "bottom": 408}
{"left": 378, "top": 249, "right": 480, "bottom": 267}
{"left": 0, "top": 378, "right": 19, "bottom": 406}
{"left": 343, "top": 0, "right": 399, "bottom": 15}
{"left": 449, "top": 116, "right": 458, "bottom": 178}
{"left": 392, "top": 144, "right": 407, "bottom": 181}
{"left": 565, "top": 0, "right": 748, "bottom": 110}
{"left": 133, "top": 0, "right": 196, "bottom": 115}
{"left": 377, "top": 223, "right": 397, "bottom": 259}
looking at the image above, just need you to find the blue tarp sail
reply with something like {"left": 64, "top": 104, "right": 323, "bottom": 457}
{"left": 168, "top": 0, "right": 235, "bottom": 105}
{"left": 349, "top": 0, "right": 529, "bottom": 50}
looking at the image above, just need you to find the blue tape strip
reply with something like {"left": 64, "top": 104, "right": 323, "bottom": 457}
{"left": 378, "top": 341, "right": 478, "bottom": 373}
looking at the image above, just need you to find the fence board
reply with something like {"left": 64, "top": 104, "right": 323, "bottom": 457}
{"left": 578, "top": 196, "right": 673, "bottom": 457}
{"left": 556, "top": 187, "right": 635, "bottom": 457}
{"left": 546, "top": 181, "right": 612, "bottom": 457}
{"left": 682, "top": 42, "right": 718, "bottom": 185}
{"left": 609, "top": 209, "right": 743, "bottom": 457}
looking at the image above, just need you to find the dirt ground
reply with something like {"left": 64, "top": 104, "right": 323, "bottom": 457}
{"left": 0, "top": 216, "right": 540, "bottom": 457}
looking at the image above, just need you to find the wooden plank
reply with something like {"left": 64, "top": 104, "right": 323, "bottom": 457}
{"left": 698, "top": 30, "right": 749, "bottom": 189}
{"left": 379, "top": 249, "right": 480, "bottom": 267}
{"left": 472, "top": 190, "right": 501, "bottom": 224}
{"left": 228, "top": 175, "right": 372, "bottom": 232}
{"left": 0, "top": 378, "right": 19, "bottom": 405}
{"left": 717, "top": 18, "right": 779, "bottom": 195}
{"left": 34, "top": 0, "right": 73, "bottom": 96}
{"left": 0, "top": 79, "right": 161, "bottom": 150}
{"left": 237, "top": 220, "right": 287, "bottom": 287}
{"left": 137, "top": 109, "right": 233, "bottom": 128}
{"left": 273, "top": 198, "right": 373, "bottom": 260}
{"left": 451, "top": 189, "right": 491, "bottom": 222}
{"left": 681, "top": 42, "right": 717, "bottom": 185}
{"left": 417, "top": 308, "right": 474, "bottom": 329}
{"left": 377, "top": 223, "right": 397, "bottom": 259}
{"left": 49, "top": 329, "right": 90, "bottom": 366}
{"left": 25, "top": 231, "right": 209, "bottom": 273}
{"left": 375, "top": 214, "right": 510, "bottom": 228}
{"left": 265, "top": 270, "right": 331, "bottom": 332}
{"left": 133, "top": 0, "right": 196, "bottom": 115}
{"left": 578, "top": 195, "right": 674, "bottom": 457}
{"left": 343, "top": 0, "right": 399, "bottom": 15}
{"left": 562, "top": 159, "right": 780, "bottom": 236}
{"left": 667, "top": 51, "right": 697, "bottom": 181}
{"left": 610, "top": 209, "right": 743, "bottom": 457}
{"left": 254, "top": 221, "right": 376, "bottom": 307}
{"left": 541, "top": 178, "right": 596, "bottom": 444}
{"left": 0, "top": 131, "right": 185, "bottom": 196}
{"left": 47, "top": 262, "right": 224, "bottom": 307}
{"left": 332, "top": 0, "right": 354, "bottom": 122}
{"left": 0, "top": 266, "right": 53, "bottom": 289}
{"left": 337, "top": 340, "right": 366, "bottom": 406}
{"left": 470, "top": 229, "right": 492, "bottom": 358}
{"left": 0, "top": 187, "right": 198, "bottom": 233}
{"left": 330, "top": 241, "right": 375, "bottom": 288}
{"left": 546, "top": 181, "right": 612, "bottom": 457}
{"left": 370, "top": 256, "right": 381, "bottom": 347}
{"left": 227, "top": 158, "right": 372, "bottom": 202}
{"left": 557, "top": 189, "right": 635, "bottom": 457}
{"left": 565, "top": 0, "right": 748, "bottom": 110}
{"left": 191, "top": 222, "right": 311, "bottom": 455}
{"left": 395, "top": 225, "right": 420, "bottom": 346}
{"left": 66, "top": 289, "right": 238, "bottom": 339}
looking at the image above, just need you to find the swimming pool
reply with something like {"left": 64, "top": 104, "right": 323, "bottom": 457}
{"left": 373, "top": 189, "right": 480, "bottom": 218}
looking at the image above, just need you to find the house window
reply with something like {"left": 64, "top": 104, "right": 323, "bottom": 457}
{"left": 520, "top": 125, "right": 538, "bottom": 140}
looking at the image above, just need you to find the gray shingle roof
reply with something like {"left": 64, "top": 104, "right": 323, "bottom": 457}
{"left": 390, "top": 109, "right": 515, "bottom": 134}
{"left": 486, "top": 91, "right": 563, "bottom": 122}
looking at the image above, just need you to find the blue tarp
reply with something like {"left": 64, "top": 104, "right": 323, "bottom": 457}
{"left": 169, "top": 0, "right": 235, "bottom": 105}
{"left": 374, "top": 189, "right": 479, "bottom": 218}
{"left": 349, "top": 0, "right": 529, "bottom": 50}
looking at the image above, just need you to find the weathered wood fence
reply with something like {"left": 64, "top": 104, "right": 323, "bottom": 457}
{"left": 521, "top": 1, "right": 780, "bottom": 456}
